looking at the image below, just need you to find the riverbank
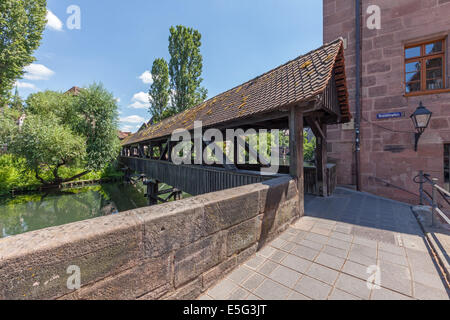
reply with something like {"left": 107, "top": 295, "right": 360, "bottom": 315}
{"left": 7, "top": 176, "right": 124, "bottom": 196}
{"left": 0, "top": 154, "right": 124, "bottom": 196}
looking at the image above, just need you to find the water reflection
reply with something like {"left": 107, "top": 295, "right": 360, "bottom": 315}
{"left": 0, "top": 182, "right": 149, "bottom": 238}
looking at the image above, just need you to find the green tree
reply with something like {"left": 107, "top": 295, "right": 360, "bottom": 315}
{"left": 303, "top": 131, "right": 316, "bottom": 162}
{"left": 25, "top": 90, "right": 73, "bottom": 118}
{"left": 148, "top": 58, "right": 170, "bottom": 122}
{"left": 71, "top": 83, "right": 120, "bottom": 172}
{"left": 10, "top": 87, "right": 24, "bottom": 112}
{"left": 0, "top": 0, "right": 47, "bottom": 105}
{"left": 9, "top": 114, "right": 87, "bottom": 185}
{"left": 0, "top": 108, "right": 18, "bottom": 145}
{"left": 168, "top": 25, "right": 207, "bottom": 113}
{"left": 9, "top": 83, "right": 120, "bottom": 185}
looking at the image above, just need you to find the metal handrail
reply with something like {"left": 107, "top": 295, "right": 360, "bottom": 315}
{"left": 435, "top": 207, "right": 450, "bottom": 225}
{"left": 416, "top": 170, "right": 450, "bottom": 226}
{"left": 434, "top": 183, "right": 450, "bottom": 198}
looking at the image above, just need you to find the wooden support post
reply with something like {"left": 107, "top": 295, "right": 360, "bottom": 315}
{"left": 138, "top": 145, "right": 145, "bottom": 158}
{"left": 289, "top": 107, "right": 304, "bottom": 201}
{"left": 146, "top": 180, "right": 159, "bottom": 205}
{"left": 167, "top": 140, "right": 172, "bottom": 162}
{"left": 157, "top": 143, "right": 162, "bottom": 159}
{"left": 305, "top": 116, "right": 329, "bottom": 197}
{"left": 316, "top": 123, "right": 329, "bottom": 197}
{"left": 233, "top": 137, "right": 239, "bottom": 166}
{"left": 159, "top": 140, "right": 170, "bottom": 161}
{"left": 149, "top": 142, "right": 154, "bottom": 159}
{"left": 316, "top": 122, "right": 328, "bottom": 197}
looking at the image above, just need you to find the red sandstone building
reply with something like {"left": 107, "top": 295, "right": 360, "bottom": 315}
{"left": 323, "top": 0, "right": 450, "bottom": 203}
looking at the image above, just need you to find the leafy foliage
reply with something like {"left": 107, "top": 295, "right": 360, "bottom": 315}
{"left": 168, "top": 25, "right": 207, "bottom": 114}
{"left": 0, "top": 107, "right": 19, "bottom": 145}
{"left": 0, "top": 154, "right": 124, "bottom": 195}
{"left": 148, "top": 58, "right": 170, "bottom": 123}
{"left": 9, "top": 114, "right": 86, "bottom": 184}
{"left": 0, "top": 0, "right": 47, "bottom": 105}
{"left": 303, "top": 131, "right": 316, "bottom": 162}
{"left": 5, "top": 83, "right": 121, "bottom": 186}
{"left": 10, "top": 87, "right": 24, "bottom": 112}
{"left": 70, "top": 83, "right": 121, "bottom": 171}
{"left": 25, "top": 90, "right": 75, "bottom": 120}
{"left": 0, "top": 154, "right": 39, "bottom": 194}
{"left": 240, "top": 130, "right": 316, "bottom": 163}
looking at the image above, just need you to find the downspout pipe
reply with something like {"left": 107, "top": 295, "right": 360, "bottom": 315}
{"left": 355, "top": 0, "right": 362, "bottom": 191}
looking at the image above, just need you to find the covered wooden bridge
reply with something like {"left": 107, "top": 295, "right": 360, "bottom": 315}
{"left": 120, "top": 38, "right": 350, "bottom": 204}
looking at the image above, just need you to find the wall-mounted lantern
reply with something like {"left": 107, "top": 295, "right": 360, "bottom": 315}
{"left": 410, "top": 102, "right": 432, "bottom": 152}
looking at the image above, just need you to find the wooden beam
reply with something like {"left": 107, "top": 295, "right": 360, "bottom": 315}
{"left": 316, "top": 122, "right": 328, "bottom": 197}
{"left": 233, "top": 136, "right": 239, "bottom": 166}
{"left": 305, "top": 115, "right": 329, "bottom": 196}
{"left": 289, "top": 106, "right": 304, "bottom": 198}
{"left": 146, "top": 180, "right": 159, "bottom": 205}
{"left": 159, "top": 141, "right": 168, "bottom": 160}
{"left": 313, "top": 120, "right": 325, "bottom": 140}
{"left": 167, "top": 140, "right": 173, "bottom": 162}
{"left": 149, "top": 142, "right": 154, "bottom": 159}
{"left": 304, "top": 116, "right": 325, "bottom": 141}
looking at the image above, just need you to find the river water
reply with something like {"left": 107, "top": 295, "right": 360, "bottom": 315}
{"left": 0, "top": 182, "right": 155, "bottom": 238}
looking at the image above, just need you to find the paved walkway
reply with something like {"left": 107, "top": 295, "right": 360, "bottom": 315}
{"left": 199, "top": 188, "right": 450, "bottom": 300}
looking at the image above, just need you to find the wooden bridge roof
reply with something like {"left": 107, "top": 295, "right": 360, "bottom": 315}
{"left": 122, "top": 38, "right": 350, "bottom": 146}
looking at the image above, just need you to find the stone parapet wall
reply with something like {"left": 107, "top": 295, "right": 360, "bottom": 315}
{"left": 0, "top": 176, "right": 301, "bottom": 300}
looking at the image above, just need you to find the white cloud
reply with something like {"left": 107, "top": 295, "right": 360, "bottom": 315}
{"left": 120, "top": 115, "right": 145, "bottom": 124}
{"left": 46, "top": 10, "right": 63, "bottom": 31}
{"left": 23, "top": 64, "right": 55, "bottom": 80}
{"left": 128, "top": 91, "right": 150, "bottom": 109}
{"left": 115, "top": 97, "right": 121, "bottom": 103}
{"left": 121, "top": 125, "right": 134, "bottom": 132}
{"left": 139, "top": 70, "right": 153, "bottom": 84}
{"left": 129, "top": 101, "right": 149, "bottom": 109}
{"left": 15, "top": 81, "right": 37, "bottom": 90}
{"left": 132, "top": 92, "right": 149, "bottom": 103}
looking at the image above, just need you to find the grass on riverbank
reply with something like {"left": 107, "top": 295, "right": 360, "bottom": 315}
{"left": 0, "top": 154, "right": 124, "bottom": 195}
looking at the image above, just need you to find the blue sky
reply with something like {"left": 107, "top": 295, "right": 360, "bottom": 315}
{"left": 17, "top": 0, "right": 323, "bottom": 132}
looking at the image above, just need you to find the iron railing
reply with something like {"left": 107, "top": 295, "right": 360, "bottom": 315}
{"left": 415, "top": 171, "right": 450, "bottom": 226}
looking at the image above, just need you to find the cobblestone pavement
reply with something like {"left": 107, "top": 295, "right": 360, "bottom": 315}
{"left": 199, "top": 188, "right": 450, "bottom": 300}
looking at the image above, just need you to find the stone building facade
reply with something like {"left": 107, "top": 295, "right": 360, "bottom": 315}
{"left": 323, "top": 0, "right": 450, "bottom": 203}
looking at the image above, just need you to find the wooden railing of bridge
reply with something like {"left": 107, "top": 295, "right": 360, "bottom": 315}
{"left": 120, "top": 156, "right": 284, "bottom": 196}
{"left": 120, "top": 156, "right": 336, "bottom": 197}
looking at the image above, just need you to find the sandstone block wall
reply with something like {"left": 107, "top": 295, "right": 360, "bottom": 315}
{"left": 0, "top": 176, "right": 301, "bottom": 300}
{"left": 324, "top": 0, "right": 450, "bottom": 203}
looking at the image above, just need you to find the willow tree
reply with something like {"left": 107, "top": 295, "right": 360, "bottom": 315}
{"left": 0, "top": 0, "right": 47, "bottom": 105}
{"left": 148, "top": 58, "right": 170, "bottom": 123}
{"left": 168, "top": 25, "right": 207, "bottom": 114}
{"left": 10, "top": 114, "right": 87, "bottom": 184}
{"left": 9, "top": 84, "right": 120, "bottom": 185}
